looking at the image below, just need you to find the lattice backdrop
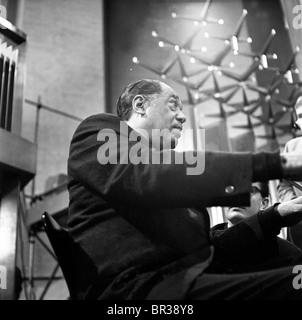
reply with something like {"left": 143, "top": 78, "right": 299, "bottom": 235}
{"left": 131, "top": 0, "right": 302, "bottom": 151}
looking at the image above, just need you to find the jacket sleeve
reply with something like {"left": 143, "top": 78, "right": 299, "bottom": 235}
{"left": 210, "top": 206, "right": 280, "bottom": 265}
{"left": 68, "top": 115, "right": 252, "bottom": 210}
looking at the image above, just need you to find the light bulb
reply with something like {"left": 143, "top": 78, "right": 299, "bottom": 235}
{"left": 261, "top": 54, "right": 268, "bottom": 69}
{"left": 132, "top": 57, "right": 139, "bottom": 64}
{"left": 151, "top": 31, "right": 158, "bottom": 38}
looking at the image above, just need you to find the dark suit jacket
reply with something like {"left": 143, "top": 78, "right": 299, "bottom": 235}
{"left": 210, "top": 209, "right": 302, "bottom": 273}
{"left": 67, "top": 113, "right": 253, "bottom": 299}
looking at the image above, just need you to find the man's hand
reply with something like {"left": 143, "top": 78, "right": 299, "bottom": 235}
{"left": 276, "top": 196, "right": 302, "bottom": 226}
{"left": 281, "top": 153, "right": 302, "bottom": 181}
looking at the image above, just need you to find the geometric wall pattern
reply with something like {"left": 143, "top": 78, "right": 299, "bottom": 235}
{"left": 132, "top": 0, "right": 302, "bottom": 150}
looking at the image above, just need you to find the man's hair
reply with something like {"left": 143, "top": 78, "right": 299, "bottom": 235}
{"left": 116, "top": 79, "right": 163, "bottom": 120}
{"left": 257, "top": 182, "right": 269, "bottom": 198}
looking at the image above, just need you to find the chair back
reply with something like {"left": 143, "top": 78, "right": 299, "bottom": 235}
{"left": 41, "top": 211, "right": 98, "bottom": 299}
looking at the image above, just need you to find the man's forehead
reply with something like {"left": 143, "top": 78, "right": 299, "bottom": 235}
{"left": 251, "top": 182, "right": 266, "bottom": 194}
{"left": 161, "top": 83, "right": 180, "bottom": 99}
{"left": 252, "top": 182, "right": 261, "bottom": 189}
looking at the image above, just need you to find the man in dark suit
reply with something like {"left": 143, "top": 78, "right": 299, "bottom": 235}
{"left": 67, "top": 79, "right": 302, "bottom": 299}
{"left": 210, "top": 182, "right": 302, "bottom": 273}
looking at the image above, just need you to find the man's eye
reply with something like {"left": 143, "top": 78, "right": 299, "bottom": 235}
{"left": 169, "top": 100, "right": 177, "bottom": 109}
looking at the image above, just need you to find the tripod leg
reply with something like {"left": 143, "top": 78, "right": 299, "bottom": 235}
{"left": 39, "top": 263, "right": 60, "bottom": 300}
{"left": 28, "top": 232, "right": 36, "bottom": 300}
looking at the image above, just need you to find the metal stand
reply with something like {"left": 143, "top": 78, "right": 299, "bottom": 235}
{"left": 20, "top": 96, "right": 80, "bottom": 299}
{"left": 24, "top": 97, "right": 82, "bottom": 200}
{"left": 27, "top": 220, "right": 63, "bottom": 300}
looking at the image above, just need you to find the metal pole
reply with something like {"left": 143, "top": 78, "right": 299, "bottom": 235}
{"left": 28, "top": 232, "right": 36, "bottom": 300}
{"left": 30, "top": 96, "right": 41, "bottom": 203}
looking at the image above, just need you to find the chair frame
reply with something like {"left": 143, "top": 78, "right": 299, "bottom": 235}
{"left": 27, "top": 218, "right": 66, "bottom": 300}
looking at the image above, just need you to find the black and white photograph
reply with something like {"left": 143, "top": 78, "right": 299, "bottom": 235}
{"left": 0, "top": 0, "right": 302, "bottom": 305}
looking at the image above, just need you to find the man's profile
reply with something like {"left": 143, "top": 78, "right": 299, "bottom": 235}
{"left": 67, "top": 79, "right": 302, "bottom": 300}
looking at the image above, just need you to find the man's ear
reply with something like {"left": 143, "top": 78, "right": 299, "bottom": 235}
{"left": 261, "top": 197, "right": 269, "bottom": 210}
{"left": 132, "top": 95, "right": 146, "bottom": 116}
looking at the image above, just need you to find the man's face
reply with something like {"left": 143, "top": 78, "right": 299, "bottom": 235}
{"left": 295, "top": 96, "right": 302, "bottom": 131}
{"left": 144, "top": 83, "right": 186, "bottom": 149}
{"left": 226, "top": 182, "right": 268, "bottom": 226}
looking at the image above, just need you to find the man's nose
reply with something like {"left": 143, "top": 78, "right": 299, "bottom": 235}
{"left": 294, "top": 121, "right": 301, "bottom": 131}
{"left": 177, "top": 110, "right": 186, "bottom": 124}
